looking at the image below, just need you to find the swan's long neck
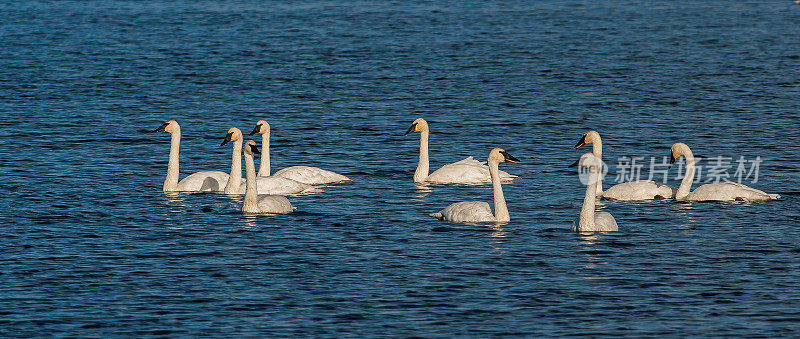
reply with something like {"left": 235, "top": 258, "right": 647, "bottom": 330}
{"left": 578, "top": 169, "right": 599, "bottom": 232}
{"left": 243, "top": 153, "right": 258, "bottom": 213}
{"left": 489, "top": 160, "right": 509, "bottom": 222}
{"left": 258, "top": 132, "right": 271, "bottom": 176}
{"left": 414, "top": 130, "right": 430, "bottom": 182}
{"left": 224, "top": 139, "right": 243, "bottom": 194}
{"left": 592, "top": 139, "right": 603, "bottom": 196}
{"left": 675, "top": 151, "right": 695, "bottom": 200}
{"left": 164, "top": 130, "right": 181, "bottom": 191}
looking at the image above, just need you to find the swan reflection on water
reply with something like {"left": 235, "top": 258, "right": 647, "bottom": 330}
{"left": 161, "top": 192, "right": 188, "bottom": 215}
{"left": 487, "top": 223, "right": 507, "bottom": 239}
{"left": 241, "top": 215, "right": 259, "bottom": 229}
{"left": 412, "top": 183, "right": 433, "bottom": 200}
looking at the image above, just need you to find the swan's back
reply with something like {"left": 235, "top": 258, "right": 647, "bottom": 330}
{"left": 594, "top": 212, "right": 618, "bottom": 231}
{"left": 273, "top": 166, "right": 352, "bottom": 185}
{"left": 243, "top": 195, "right": 295, "bottom": 214}
{"left": 177, "top": 171, "right": 230, "bottom": 192}
{"left": 602, "top": 180, "right": 675, "bottom": 200}
{"left": 427, "top": 156, "right": 518, "bottom": 184}
{"left": 239, "top": 176, "right": 322, "bottom": 195}
{"left": 430, "top": 201, "right": 494, "bottom": 223}
{"left": 684, "top": 182, "right": 779, "bottom": 202}
{"left": 573, "top": 212, "right": 618, "bottom": 233}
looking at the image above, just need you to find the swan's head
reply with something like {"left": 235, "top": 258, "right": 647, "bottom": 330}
{"left": 243, "top": 140, "right": 260, "bottom": 157}
{"left": 153, "top": 120, "right": 179, "bottom": 134}
{"left": 404, "top": 118, "right": 429, "bottom": 135}
{"left": 489, "top": 148, "right": 520, "bottom": 164}
{"left": 250, "top": 120, "right": 270, "bottom": 135}
{"left": 221, "top": 127, "right": 243, "bottom": 146}
{"left": 669, "top": 142, "right": 693, "bottom": 166}
{"left": 574, "top": 130, "right": 600, "bottom": 149}
{"left": 569, "top": 153, "right": 603, "bottom": 171}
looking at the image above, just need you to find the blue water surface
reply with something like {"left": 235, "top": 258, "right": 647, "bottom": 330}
{"left": 1, "top": 0, "right": 799, "bottom": 336}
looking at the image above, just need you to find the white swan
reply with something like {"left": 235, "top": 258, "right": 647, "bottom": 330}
{"left": 670, "top": 143, "right": 780, "bottom": 202}
{"left": 250, "top": 120, "right": 352, "bottom": 184}
{"left": 222, "top": 127, "right": 321, "bottom": 196}
{"left": 242, "top": 140, "right": 295, "bottom": 215}
{"left": 570, "top": 153, "right": 618, "bottom": 233}
{"left": 152, "top": 120, "right": 230, "bottom": 192}
{"left": 250, "top": 120, "right": 353, "bottom": 185}
{"left": 405, "top": 118, "right": 518, "bottom": 184}
{"left": 430, "top": 148, "right": 519, "bottom": 223}
{"left": 575, "top": 130, "right": 674, "bottom": 200}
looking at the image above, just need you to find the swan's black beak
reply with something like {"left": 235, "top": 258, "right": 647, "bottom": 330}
{"left": 221, "top": 132, "right": 234, "bottom": 146}
{"left": 568, "top": 159, "right": 580, "bottom": 168}
{"left": 404, "top": 122, "right": 418, "bottom": 136}
{"left": 247, "top": 143, "right": 260, "bottom": 156}
{"left": 574, "top": 134, "right": 587, "bottom": 149}
{"left": 500, "top": 150, "right": 520, "bottom": 163}
{"left": 249, "top": 124, "right": 261, "bottom": 136}
{"left": 153, "top": 122, "right": 169, "bottom": 133}
{"left": 669, "top": 153, "right": 677, "bottom": 168}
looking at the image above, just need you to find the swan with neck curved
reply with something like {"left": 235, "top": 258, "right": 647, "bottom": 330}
{"left": 405, "top": 118, "right": 518, "bottom": 185}
{"left": 570, "top": 153, "right": 618, "bottom": 233}
{"left": 669, "top": 143, "right": 780, "bottom": 202}
{"left": 152, "top": 120, "right": 230, "bottom": 192}
{"left": 250, "top": 120, "right": 352, "bottom": 184}
{"left": 430, "top": 148, "right": 519, "bottom": 223}
{"left": 241, "top": 140, "right": 295, "bottom": 215}
{"left": 222, "top": 127, "right": 321, "bottom": 195}
{"left": 575, "top": 130, "right": 674, "bottom": 200}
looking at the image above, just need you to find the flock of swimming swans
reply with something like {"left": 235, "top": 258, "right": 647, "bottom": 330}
{"left": 152, "top": 118, "right": 780, "bottom": 233}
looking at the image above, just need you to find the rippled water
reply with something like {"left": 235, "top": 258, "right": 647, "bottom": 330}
{"left": 2, "top": 1, "right": 799, "bottom": 336}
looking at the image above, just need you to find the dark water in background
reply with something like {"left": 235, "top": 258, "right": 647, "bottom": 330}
{"left": 2, "top": 0, "right": 800, "bottom": 336}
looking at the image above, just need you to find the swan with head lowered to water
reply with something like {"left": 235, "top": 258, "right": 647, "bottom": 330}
{"left": 669, "top": 142, "right": 780, "bottom": 202}
{"left": 570, "top": 153, "right": 618, "bottom": 233}
{"left": 405, "top": 118, "right": 518, "bottom": 185}
{"left": 221, "top": 127, "right": 322, "bottom": 195}
{"left": 250, "top": 120, "right": 352, "bottom": 185}
{"left": 241, "top": 140, "right": 295, "bottom": 215}
{"left": 151, "top": 120, "right": 230, "bottom": 192}
{"left": 575, "top": 130, "right": 674, "bottom": 200}
{"left": 430, "top": 148, "right": 519, "bottom": 223}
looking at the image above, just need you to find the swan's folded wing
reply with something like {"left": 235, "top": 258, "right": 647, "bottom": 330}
{"left": 256, "top": 195, "right": 295, "bottom": 214}
{"left": 602, "top": 180, "right": 673, "bottom": 200}
{"left": 253, "top": 176, "right": 323, "bottom": 195}
{"left": 428, "top": 158, "right": 518, "bottom": 184}
{"left": 273, "top": 165, "right": 352, "bottom": 185}
{"left": 436, "top": 201, "right": 494, "bottom": 223}
{"left": 450, "top": 156, "right": 487, "bottom": 167}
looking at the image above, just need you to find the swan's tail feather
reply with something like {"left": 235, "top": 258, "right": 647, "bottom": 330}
{"left": 430, "top": 212, "right": 444, "bottom": 220}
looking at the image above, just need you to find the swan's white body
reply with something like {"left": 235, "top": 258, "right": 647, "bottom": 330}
{"left": 576, "top": 130, "right": 674, "bottom": 200}
{"left": 671, "top": 143, "right": 780, "bottom": 202}
{"left": 253, "top": 120, "right": 352, "bottom": 184}
{"left": 242, "top": 140, "right": 295, "bottom": 214}
{"left": 170, "top": 171, "right": 231, "bottom": 192}
{"left": 602, "top": 181, "right": 675, "bottom": 201}
{"left": 155, "top": 120, "right": 230, "bottom": 192}
{"left": 572, "top": 153, "right": 618, "bottom": 233}
{"left": 430, "top": 148, "right": 518, "bottom": 223}
{"left": 407, "top": 118, "right": 518, "bottom": 184}
{"left": 223, "top": 127, "right": 320, "bottom": 196}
